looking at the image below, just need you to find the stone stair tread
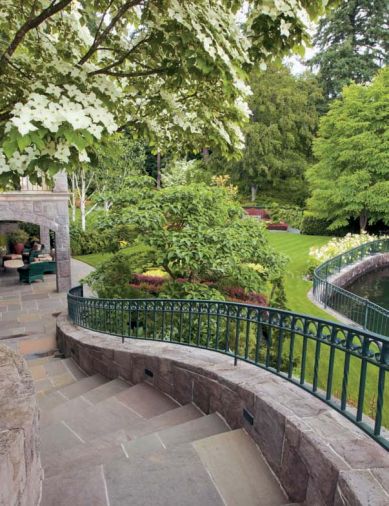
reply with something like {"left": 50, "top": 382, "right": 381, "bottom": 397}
{"left": 39, "top": 374, "right": 108, "bottom": 411}
{"left": 42, "top": 465, "right": 108, "bottom": 506}
{"left": 82, "top": 377, "right": 130, "bottom": 404}
{"left": 44, "top": 404, "right": 203, "bottom": 478}
{"left": 147, "top": 412, "right": 229, "bottom": 449}
{"left": 26, "top": 355, "right": 58, "bottom": 367}
{"left": 34, "top": 373, "right": 77, "bottom": 394}
{"left": 193, "top": 428, "right": 287, "bottom": 506}
{"left": 104, "top": 444, "right": 225, "bottom": 506}
{"left": 114, "top": 382, "right": 179, "bottom": 418}
{"left": 40, "top": 397, "right": 141, "bottom": 455}
{"left": 39, "top": 378, "right": 129, "bottom": 426}
{"left": 126, "top": 403, "right": 203, "bottom": 438}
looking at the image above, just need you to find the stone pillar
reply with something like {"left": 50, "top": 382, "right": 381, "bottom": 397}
{"left": 53, "top": 171, "right": 68, "bottom": 193}
{"left": 53, "top": 172, "right": 71, "bottom": 292}
{"left": 40, "top": 225, "right": 51, "bottom": 251}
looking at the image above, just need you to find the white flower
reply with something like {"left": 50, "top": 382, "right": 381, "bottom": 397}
{"left": 78, "top": 150, "right": 90, "bottom": 162}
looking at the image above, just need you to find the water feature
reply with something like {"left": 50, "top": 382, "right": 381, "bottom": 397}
{"left": 346, "top": 266, "right": 389, "bottom": 310}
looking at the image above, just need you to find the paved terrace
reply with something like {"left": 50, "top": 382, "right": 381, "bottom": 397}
{"left": 0, "top": 259, "right": 93, "bottom": 358}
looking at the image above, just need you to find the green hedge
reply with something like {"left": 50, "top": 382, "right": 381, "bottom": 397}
{"left": 300, "top": 215, "right": 348, "bottom": 236}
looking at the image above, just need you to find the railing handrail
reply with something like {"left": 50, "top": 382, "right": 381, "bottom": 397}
{"left": 313, "top": 239, "right": 389, "bottom": 335}
{"left": 67, "top": 285, "right": 389, "bottom": 450}
{"left": 68, "top": 285, "right": 389, "bottom": 343}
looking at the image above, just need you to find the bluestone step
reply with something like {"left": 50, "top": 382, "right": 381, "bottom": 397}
{"left": 40, "top": 378, "right": 129, "bottom": 426}
{"left": 113, "top": 382, "right": 179, "bottom": 417}
{"left": 39, "top": 374, "right": 108, "bottom": 411}
{"left": 193, "top": 428, "right": 287, "bottom": 506}
{"left": 40, "top": 383, "right": 179, "bottom": 458}
{"left": 104, "top": 444, "right": 225, "bottom": 506}
{"left": 44, "top": 404, "right": 203, "bottom": 478}
{"left": 42, "top": 465, "right": 108, "bottom": 506}
{"left": 124, "top": 412, "right": 229, "bottom": 453}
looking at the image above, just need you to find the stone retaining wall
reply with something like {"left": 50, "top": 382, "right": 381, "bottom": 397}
{"left": 330, "top": 252, "right": 389, "bottom": 289}
{"left": 0, "top": 344, "right": 42, "bottom": 506}
{"left": 57, "top": 315, "right": 389, "bottom": 505}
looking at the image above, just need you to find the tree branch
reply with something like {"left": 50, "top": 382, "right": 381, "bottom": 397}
{"left": 87, "top": 36, "right": 150, "bottom": 76}
{"left": 78, "top": 0, "right": 143, "bottom": 65}
{"left": 0, "top": 0, "right": 72, "bottom": 70}
{"left": 91, "top": 66, "right": 171, "bottom": 78}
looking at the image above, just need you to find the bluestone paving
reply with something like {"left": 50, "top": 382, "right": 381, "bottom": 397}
{"left": 0, "top": 258, "right": 93, "bottom": 357}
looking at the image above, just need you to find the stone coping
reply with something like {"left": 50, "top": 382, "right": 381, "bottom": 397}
{"left": 57, "top": 314, "right": 389, "bottom": 505}
{"left": 329, "top": 252, "right": 389, "bottom": 291}
{"left": 0, "top": 344, "right": 43, "bottom": 506}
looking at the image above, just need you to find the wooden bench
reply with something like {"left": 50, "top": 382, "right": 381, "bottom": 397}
{"left": 17, "top": 261, "right": 56, "bottom": 284}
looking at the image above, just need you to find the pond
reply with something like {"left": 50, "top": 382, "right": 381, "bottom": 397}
{"left": 346, "top": 266, "right": 389, "bottom": 310}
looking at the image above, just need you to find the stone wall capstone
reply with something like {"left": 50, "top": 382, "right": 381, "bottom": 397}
{"left": 0, "top": 344, "right": 43, "bottom": 506}
{"left": 57, "top": 314, "right": 389, "bottom": 506}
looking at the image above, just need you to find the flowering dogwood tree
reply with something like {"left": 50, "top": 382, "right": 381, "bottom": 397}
{"left": 0, "top": 0, "right": 333, "bottom": 182}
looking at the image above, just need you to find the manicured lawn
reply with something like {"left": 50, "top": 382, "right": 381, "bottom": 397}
{"left": 74, "top": 251, "right": 114, "bottom": 267}
{"left": 265, "top": 231, "right": 331, "bottom": 319}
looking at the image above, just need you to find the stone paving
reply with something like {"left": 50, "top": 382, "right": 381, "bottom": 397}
{"left": 0, "top": 259, "right": 93, "bottom": 358}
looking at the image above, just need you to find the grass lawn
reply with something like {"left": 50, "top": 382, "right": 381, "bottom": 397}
{"left": 265, "top": 231, "right": 331, "bottom": 319}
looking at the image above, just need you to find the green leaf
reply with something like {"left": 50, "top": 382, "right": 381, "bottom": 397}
{"left": 2, "top": 138, "right": 18, "bottom": 158}
{"left": 17, "top": 134, "right": 32, "bottom": 151}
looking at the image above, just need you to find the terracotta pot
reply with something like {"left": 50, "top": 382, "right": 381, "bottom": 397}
{"left": 13, "top": 243, "right": 25, "bottom": 254}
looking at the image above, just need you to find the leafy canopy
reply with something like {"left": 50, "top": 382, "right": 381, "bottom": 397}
{"left": 106, "top": 183, "right": 286, "bottom": 293}
{"left": 306, "top": 68, "right": 389, "bottom": 232}
{"left": 310, "top": 0, "right": 389, "bottom": 99}
{"left": 0, "top": 0, "right": 334, "bottom": 182}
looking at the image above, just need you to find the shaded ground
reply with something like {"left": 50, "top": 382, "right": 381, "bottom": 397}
{"left": 0, "top": 259, "right": 93, "bottom": 358}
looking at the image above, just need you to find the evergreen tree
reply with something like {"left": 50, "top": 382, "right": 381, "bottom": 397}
{"left": 209, "top": 64, "right": 322, "bottom": 205}
{"left": 306, "top": 68, "right": 389, "bottom": 232}
{"left": 311, "top": 0, "right": 389, "bottom": 99}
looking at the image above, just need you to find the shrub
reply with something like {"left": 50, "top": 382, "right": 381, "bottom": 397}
{"left": 300, "top": 215, "right": 347, "bottom": 236}
{"left": 84, "top": 251, "right": 147, "bottom": 299}
{"left": 161, "top": 281, "right": 225, "bottom": 301}
{"left": 223, "top": 286, "right": 267, "bottom": 306}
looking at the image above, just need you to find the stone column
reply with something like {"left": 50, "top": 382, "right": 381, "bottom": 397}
{"left": 40, "top": 225, "right": 51, "bottom": 251}
{"left": 53, "top": 171, "right": 68, "bottom": 193}
{"left": 53, "top": 171, "right": 71, "bottom": 292}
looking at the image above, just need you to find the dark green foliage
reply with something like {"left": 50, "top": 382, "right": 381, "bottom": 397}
{"left": 208, "top": 64, "right": 321, "bottom": 205}
{"left": 311, "top": 0, "right": 389, "bottom": 99}
{"left": 84, "top": 250, "right": 153, "bottom": 299}
{"left": 306, "top": 69, "right": 389, "bottom": 232}
{"left": 300, "top": 215, "right": 350, "bottom": 237}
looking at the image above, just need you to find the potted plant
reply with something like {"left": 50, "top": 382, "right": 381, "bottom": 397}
{"left": 8, "top": 229, "right": 29, "bottom": 254}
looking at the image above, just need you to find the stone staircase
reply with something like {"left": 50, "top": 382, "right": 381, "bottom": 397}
{"left": 28, "top": 355, "right": 298, "bottom": 506}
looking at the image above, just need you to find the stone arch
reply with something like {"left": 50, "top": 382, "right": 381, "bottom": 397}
{"left": 0, "top": 176, "right": 71, "bottom": 292}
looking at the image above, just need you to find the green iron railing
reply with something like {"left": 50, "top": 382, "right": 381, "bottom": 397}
{"left": 68, "top": 285, "right": 389, "bottom": 450}
{"left": 313, "top": 239, "right": 389, "bottom": 336}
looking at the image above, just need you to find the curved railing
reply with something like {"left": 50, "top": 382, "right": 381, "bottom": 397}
{"left": 313, "top": 239, "right": 389, "bottom": 336}
{"left": 68, "top": 285, "right": 389, "bottom": 450}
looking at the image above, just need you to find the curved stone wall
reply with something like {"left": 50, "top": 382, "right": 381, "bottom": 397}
{"left": 0, "top": 344, "right": 42, "bottom": 506}
{"left": 57, "top": 314, "right": 389, "bottom": 506}
{"left": 330, "top": 252, "right": 389, "bottom": 289}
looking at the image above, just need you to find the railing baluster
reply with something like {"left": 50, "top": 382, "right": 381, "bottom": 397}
{"left": 341, "top": 331, "right": 353, "bottom": 411}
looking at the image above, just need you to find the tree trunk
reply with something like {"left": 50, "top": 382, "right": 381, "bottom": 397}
{"left": 202, "top": 148, "right": 209, "bottom": 163}
{"left": 104, "top": 200, "right": 110, "bottom": 213}
{"left": 70, "top": 174, "right": 76, "bottom": 222}
{"left": 251, "top": 184, "right": 258, "bottom": 202}
{"left": 360, "top": 210, "right": 368, "bottom": 232}
{"left": 80, "top": 171, "right": 86, "bottom": 232}
{"left": 156, "top": 150, "right": 161, "bottom": 189}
